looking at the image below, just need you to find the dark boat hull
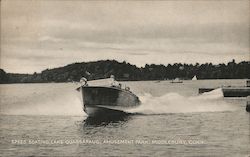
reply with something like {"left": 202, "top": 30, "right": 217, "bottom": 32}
{"left": 84, "top": 105, "right": 128, "bottom": 117}
{"left": 80, "top": 86, "right": 140, "bottom": 116}
{"left": 170, "top": 81, "right": 183, "bottom": 83}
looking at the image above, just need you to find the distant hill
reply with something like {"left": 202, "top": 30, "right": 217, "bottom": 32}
{"left": 0, "top": 59, "right": 249, "bottom": 84}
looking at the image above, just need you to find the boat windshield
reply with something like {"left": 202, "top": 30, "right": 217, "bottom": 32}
{"left": 87, "top": 78, "right": 119, "bottom": 87}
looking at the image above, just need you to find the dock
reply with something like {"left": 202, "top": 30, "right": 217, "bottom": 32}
{"left": 199, "top": 87, "right": 250, "bottom": 97}
{"left": 199, "top": 80, "right": 250, "bottom": 97}
{"left": 246, "top": 96, "right": 250, "bottom": 112}
{"left": 223, "top": 87, "right": 250, "bottom": 97}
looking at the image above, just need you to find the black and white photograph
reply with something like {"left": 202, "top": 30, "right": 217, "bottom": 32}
{"left": 0, "top": 0, "right": 250, "bottom": 156}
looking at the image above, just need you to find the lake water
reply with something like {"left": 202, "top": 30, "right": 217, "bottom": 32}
{"left": 0, "top": 80, "right": 249, "bottom": 156}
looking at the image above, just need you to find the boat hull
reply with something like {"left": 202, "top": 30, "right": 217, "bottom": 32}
{"left": 171, "top": 81, "right": 183, "bottom": 83}
{"left": 84, "top": 105, "right": 128, "bottom": 117}
{"left": 80, "top": 86, "right": 140, "bottom": 116}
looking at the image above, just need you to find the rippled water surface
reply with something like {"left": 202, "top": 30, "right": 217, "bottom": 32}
{"left": 0, "top": 80, "right": 249, "bottom": 156}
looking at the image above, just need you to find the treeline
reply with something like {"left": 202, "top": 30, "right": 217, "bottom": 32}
{"left": 0, "top": 59, "right": 249, "bottom": 84}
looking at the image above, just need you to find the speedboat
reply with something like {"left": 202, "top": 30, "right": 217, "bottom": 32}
{"left": 77, "top": 76, "right": 141, "bottom": 117}
{"left": 171, "top": 78, "right": 183, "bottom": 83}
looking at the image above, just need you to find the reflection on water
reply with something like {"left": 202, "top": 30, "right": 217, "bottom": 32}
{"left": 83, "top": 113, "right": 131, "bottom": 126}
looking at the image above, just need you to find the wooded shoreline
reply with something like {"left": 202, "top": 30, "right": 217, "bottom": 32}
{"left": 0, "top": 59, "right": 249, "bottom": 84}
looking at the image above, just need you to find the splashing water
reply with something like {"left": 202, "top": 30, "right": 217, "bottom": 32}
{"left": 1, "top": 85, "right": 85, "bottom": 116}
{"left": 126, "top": 88, "right": 235, "bottom": 114}
{"left": 1, "top": 84, "right": 235, "bottom": 116}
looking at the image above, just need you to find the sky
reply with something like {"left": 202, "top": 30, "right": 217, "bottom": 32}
{"left": 1, "top": 0, "right": 249, "bottom": 73}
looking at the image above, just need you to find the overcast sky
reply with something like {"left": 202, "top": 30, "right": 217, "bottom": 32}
{"left": 1, "top": 0, "right": 249, "bottom": 73}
